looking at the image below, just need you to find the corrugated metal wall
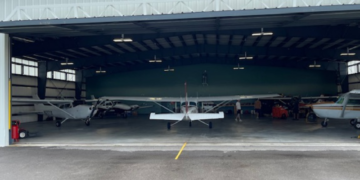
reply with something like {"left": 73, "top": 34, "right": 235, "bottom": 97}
{"left": 1, "top": 0, "right": 358, "bottom": 22}
{"left": 12, "top": 75, "right": 86, "bottom": 123}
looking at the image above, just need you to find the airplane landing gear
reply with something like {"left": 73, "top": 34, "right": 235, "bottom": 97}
{"left": 189, "top": 122, "right": 192, "bottom": 127}
{"left": 85, "top": 119, "right": 91, "bottom": 126}
{"left": 167, "top": 122, "right": 171, "bottom": 130}
{"left": 354, "top": 122, "right": 360, "bottom": 130}
{"left": 55, "top": 121, "right": 61, "bottom": 127}
{"left": 350, "top": 119, "right": 357, "bottom": 126}
{"left": 321, "top": 119, "right": 328, "bottom": 127}
{"left": 209, "top": 122, "right": 213, "bottom": 129}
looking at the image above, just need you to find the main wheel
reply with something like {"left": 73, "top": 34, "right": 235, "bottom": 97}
{"left": 209, "top": 122, "right": 213, "bottom": 129}
{"left": 19, "top": 130, "right": 28, "bottom": 139}
{"left": 85, "top": 120, "right": 90, "bottom": 126}
{"left": 307, "top": 112, "right": 317, "bottom": 122}
{"left": 167, "top": 122, "right": 171, "bottom": 130}
{"left": 55, "top": 121, "right": 61, "bottom": 127}
{"left": 321, "top": 120, "right": 328, "bottom": 127}
{"left": 189, "top": 122, "right": 192, "bottom": 127}
{"left": 350, "top": 119, "right": 357, "bottom": 126}
{"left": 354, "top": 123, "right": 360, "bottom": 129}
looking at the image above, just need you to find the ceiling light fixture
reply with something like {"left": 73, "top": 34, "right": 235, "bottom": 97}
{"left": 164, "top": 66, "right": 174, "bottom": 72}
{"left": 60, "top": 58, "right": 74, "bottom": 65}
{"left": 149, "top": 55, "right": 162, "bottom": 63}
{"left": 252, "top": 28, "right": 273, "bottom": 36}
{"left": 233, "top": 63, "right": 245, "bottom": 70}
{"left": 309, "top": 61, "right": 321, "bottom": 68}
{"left": 12, "top": 36, "right": 34, "bottom": 43}
{"left": 340, "top": 47, "right": 356, "bottom": 56}
{"left": 239, "top": 52, "right": 253, "bottom": 60}
{"left": 96, "top": 67, "right": 106, "bottom": 73}
{"left": 113, "top": 34, "right": 133, "bottom": 42}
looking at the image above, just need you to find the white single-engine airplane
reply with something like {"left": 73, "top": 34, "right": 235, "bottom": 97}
{"left": 98, "top": 83, "right": 278, "bottom": 130}
{"left": 311, "top": 89, "right": 360, "bottom": 129}
{"left": 12, "top": 95, "right": 98, "bottom": 127}
{"left": 89, "top": 95, "right": 151, "bottom": 118}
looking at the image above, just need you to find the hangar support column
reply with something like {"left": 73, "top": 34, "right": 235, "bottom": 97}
{"left": 0, "top": 33, "right": 11, "bottom": 147}
{"left": 75, "top": 70, "right": 83, "bottom": 100}
{"left": 37, "top": 62, "right": 47, "bottom": 121}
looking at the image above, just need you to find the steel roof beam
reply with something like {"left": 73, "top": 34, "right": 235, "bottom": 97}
{"left": 48, "top": 44, "right": 355, "bottom": 71}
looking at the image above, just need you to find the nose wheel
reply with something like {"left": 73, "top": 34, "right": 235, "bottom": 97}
{"left": 321, "top": 119, "right": 328, "bottom": 127}
{"left": 189, "top": 122, "right": 192, "bottom": 127}
{"left": 85, "top": 119, "right": 91, "bottom": 126}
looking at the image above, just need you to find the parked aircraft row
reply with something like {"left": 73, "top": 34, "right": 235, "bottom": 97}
{"left": 12, "top": 83, "right": 360, "bottom": 130}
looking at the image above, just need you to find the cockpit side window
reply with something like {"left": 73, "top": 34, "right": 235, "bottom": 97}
{"left": 336, "top": 97, "right": 344, "bottom": 104}
{"left": 347, "top": 99, "right": 360, "bottom": 105}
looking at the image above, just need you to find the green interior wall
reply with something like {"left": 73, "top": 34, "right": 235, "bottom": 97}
{"left": 87, "top": 64, "right": 337, "bottom": 98}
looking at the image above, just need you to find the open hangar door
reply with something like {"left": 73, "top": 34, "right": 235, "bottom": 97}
{"left": 2, "top": 6, "right": 360, "bottom": 146}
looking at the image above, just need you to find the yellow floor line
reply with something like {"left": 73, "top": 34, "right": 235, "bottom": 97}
{"left": 175, "top": 142, "right": 187, "bottom": 160}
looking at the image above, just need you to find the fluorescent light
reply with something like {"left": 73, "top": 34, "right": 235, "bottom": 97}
{"left": 113, "top": 34, "right": 132, "bottom": 42}
{"left": 252, "top": 28, "right": 273, "bottom": 36}
{"left": 239, "top": 52, "right": 253, "bottom": 60}
{"left": 233, "top": 63, "right": 244, "bottom": 70}
{"left": 309, "top": 61, "right": 321, "bottom": 68}
{"left": 340, "top": 52, "right": 356, "bottom": 56}
{"left": 309, "top": 65, "right": 321, "bottom": 68}
{"left": 164, "top": 66, "right": 174, "bottom": 71}
{"left": 61, "top": 58, "right": 73, "bottom": 66}
{"left": 239, "top": 57, "right": 253, "bottom": 60}
{"left": 113, "top": 38, "right": 133, "bottom": 42}
{"left": 149, "top": 60, "right": 162, "bottom": 63}
{"left": 96, "top": 70, "right": 106, "bottom": 73}
{"left": 149, "top": 55, "right": 162, "bottom": 63}
{"left": 61, "top": 62, "right": 74, "bottom": 65}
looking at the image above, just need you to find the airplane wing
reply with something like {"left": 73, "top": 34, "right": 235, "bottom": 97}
{"left": 12, "top": 98, "right": 74, "bottom": 104}
{"left": 99, "top": 94, "right": 279, "bottom": 102}
{"left": 192, "top": 94, "right": 279, "bottom": 102}
{"left": 99, "top": 96, "right": 181, "bottom": 102}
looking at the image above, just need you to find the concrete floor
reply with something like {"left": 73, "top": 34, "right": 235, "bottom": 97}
{"left": 14, "top": 114, "right": 360, "bottom": 151}
{"left": 1, "top": 147, "right": 360, "bottom": 180}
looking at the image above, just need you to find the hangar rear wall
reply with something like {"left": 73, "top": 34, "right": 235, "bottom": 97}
{"left": 86, "top": 64, "right": 337, "bottom": 98}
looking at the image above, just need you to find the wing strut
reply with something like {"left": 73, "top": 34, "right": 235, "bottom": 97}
{"left": 153, "top": 101, "right": 175, "bottom": 113}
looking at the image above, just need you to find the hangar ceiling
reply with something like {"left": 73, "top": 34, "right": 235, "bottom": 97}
{"left": 2, "top": 8, "right": 360, "bottom": 76}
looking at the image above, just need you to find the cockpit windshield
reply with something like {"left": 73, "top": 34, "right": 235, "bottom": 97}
{"left": 335, "top": 96, "right": 345, "bottom": 104}
{"left": 181, "top": 102, "right": 197, "bottom": 107}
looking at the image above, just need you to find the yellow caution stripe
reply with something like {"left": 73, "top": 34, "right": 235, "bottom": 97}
{"left": 175, "top": 142, "right": 187, "bottom": 160}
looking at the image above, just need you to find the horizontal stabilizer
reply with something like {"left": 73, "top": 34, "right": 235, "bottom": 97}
{"left": 150, "top": 113, "right": 185, "bottom": 121}
{"left": 188, "top": 112, "right": 224, "bottom": 120}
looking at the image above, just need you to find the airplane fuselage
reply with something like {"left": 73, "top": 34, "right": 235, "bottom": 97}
{"left": 312, "top": 103, "right": 360, "bottom": 120}
{"left": 36, "top": 104, "right": 96, "bottom": 119}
